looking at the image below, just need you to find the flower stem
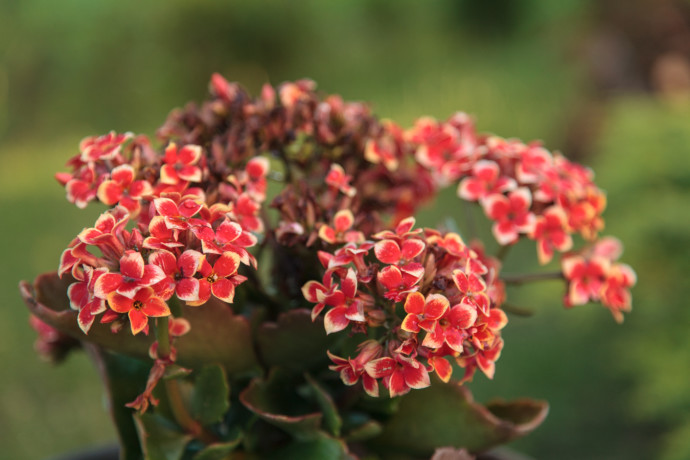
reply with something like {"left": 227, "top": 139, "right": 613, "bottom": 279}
{"left": 501, "top": 271, "right": 564, "bottom": 285}
{"left": 155, "top": 317, "right": 216, "bottom": 444}
{"left": 501, "top": 303, "right": 535, "bottom": 317}
{"left": 495, "top": 244, "right": 512, "bottom": 261}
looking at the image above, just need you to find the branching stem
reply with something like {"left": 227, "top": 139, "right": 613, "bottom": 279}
{"left": 501, "top": 271, "right": 564, "bottom": 285}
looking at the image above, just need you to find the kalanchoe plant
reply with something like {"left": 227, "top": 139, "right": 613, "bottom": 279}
{"left": 21, "top": 73, "right": 636, "bottom": 460}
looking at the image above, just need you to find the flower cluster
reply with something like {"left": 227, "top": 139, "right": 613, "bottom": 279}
{"left": 305, "top": 217, "right": 508, "bottom": 397}
{"left": 47, "top": 73, "right": 635, "bottom": 405}
{"left": 561, "top": 237, "right": 636, "bottom": 322}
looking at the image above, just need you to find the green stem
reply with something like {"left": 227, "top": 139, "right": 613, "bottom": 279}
{"left": 501, "top": 303, "right": 535, "bottom": 317}
{"left": 155, "top": 317, "right": 216, "bottom": 444}
{"left": 495, "top": 244, "right": 512, "bottom": 261}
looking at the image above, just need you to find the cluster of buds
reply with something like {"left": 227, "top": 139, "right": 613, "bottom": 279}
{"left": 42, "top": 73, "right": 635, "bottom": 405}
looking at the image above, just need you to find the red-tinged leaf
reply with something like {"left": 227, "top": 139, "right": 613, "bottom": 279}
{"left": 401, "top": 239, "right": 425, "bottom": 260}
{"left": 240, "top": 370, "right": 324, "bottom": 441}
{"left": 22, "top": 272, "right": 259, "bottom": 373}
{"left": 374, "top": 239, "right": 402, "bottom": 264}
{"left": 257, "top": 309, "right": 337, "bottom": 372}
{"left": 324, "top": 307, "right": 349, "bottom": 334}
{"left": 211, "top": 279, "right": 236, "bottom": 303}
{"left": 372, "top": 382, "right": 549, "bottom": 456}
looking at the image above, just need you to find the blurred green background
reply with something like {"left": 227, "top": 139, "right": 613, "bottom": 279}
{"left": 2, "top": 1, "right": 689, "bottom": 458}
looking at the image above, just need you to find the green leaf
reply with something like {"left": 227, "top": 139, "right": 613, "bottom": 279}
{"left": 239, "top": 369, "right": 323, "bottom": 441}
{"left": 21, "top": 273, "right": 260, "bottom": 376}
{"left": 304, "top": 373, "right": 342, "bottom": 437}
{"left": 134, "top": 413, "right": 193, "bottom": 460}
{"left": 85, "top": 345, "right": 150, "bottom": 460}
{"left": 193, "top": 435, "right": 242, "bottom": 460}
{"left": 344, "top": 420, "right": 383, "bottom": 442}
{"left": 256, "top": 309, "right": 337, "bottom": 372}
{"left": 266, "top": 432, "right": 355, "bottom": 460}
{"left": 372, "top": 381, "right": 548, "bottom": 455}
{"left": 191, "top": 365, "right": 230, "bottom": 426}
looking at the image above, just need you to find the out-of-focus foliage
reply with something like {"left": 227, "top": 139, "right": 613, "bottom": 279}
{"left": 1, "top": 0, "right": 687, "bottom": 459}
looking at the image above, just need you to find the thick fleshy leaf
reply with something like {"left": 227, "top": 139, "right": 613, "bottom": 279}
{"left": 134, "top": 412, "right": 193, "bottom": 460}
{"left": 193, "top": 437, "right": 242, "bottom": 460}
{"left": 257, "top": 309, "right": 337, "bottom": 372}
{"left": 22, "top": 272, "right": 259, "bottom": 374}
{"left": 85, "top": 344, "right": 150, "bottom": 460}
{"left": 239, "top": 370, "right": 323, "bottom": 441}
{"left": 305, "top": 373, "right": 342, "bottom": 437}
{"left": 372, "top": 382, "right": 548, "bottom": 455}
{"left": 266, "top": 432, "right": 355, "bottom": 460}
{"left": 191, "top": 365, "right": 230, "bottom": 426}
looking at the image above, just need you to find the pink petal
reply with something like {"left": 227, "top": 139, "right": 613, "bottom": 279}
{"left": 424, "top": 294, "right": 450, "bottom": 319}
{"left": 94, "top": 273, "right": 123, "bottom": 298}
{"left": 404, "top": 292, "right": 426, "bottom": 314}
{"left": 449, "top": 304, "right": 477, "bottom": 329}
{"left": 374, "top": 239, "right": 402, "bottom": 264}
{"left": 324, "top": 307, "right": 350, "bottom": 334}
{"left": 211, "top": 279, "right": 236, "bottom": 303}
{"left": 401, "top": 239, "right": 425, "bottom": 260}
{"left": 216, "top": 220, "right": 242, "bottom": 244}
{"left": 97, "top": 181, "right": 123, "bottom": 205}
{"left": 377, "top": 265, "right": 403, "bottom": 290}
{"left": 154, "top": 198, "right": 180, "bottom": 218}
{"left": 176, "top": 278, "right": 200, "bottom": 301}
{"left": 365, "top": 357, "right": 396, "bottom": 379}
{"left": 177, "top": 145, "right": 202, "bottom": 165}
{"left": 403, "top": 362, "right": 430, "bottom": 390}
{"left": 214, "top": 252, "right": 241, "bottom": 277}
{"left": 341, "top": 269, "right": 358, "bottom": 299}
{"left": 178, "top": 250, "right": 204, "bottom": 277}
{"left": 333, "top": 210, "right": 354, "bottom": 233}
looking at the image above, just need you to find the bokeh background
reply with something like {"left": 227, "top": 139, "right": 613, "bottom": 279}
{"left": 2, "top": 1, "right": 689, "bottom": 458}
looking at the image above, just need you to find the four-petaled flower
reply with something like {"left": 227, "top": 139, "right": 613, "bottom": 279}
{"left": 107, "top": 287, "right": 171, "bottom": 335}
{"left": 482, "top": 187, "right": 536, "bottom": 245}
{"left": 365, "top": 353, "right": 430, "bottom": 397}
{"left": 160, "top": 143, "right": 203, "bottom": 185}
{"left": 189, "top": 252, "right": 245, "bottom": 306}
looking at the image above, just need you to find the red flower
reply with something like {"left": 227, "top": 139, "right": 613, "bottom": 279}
{"left": 562, "top": 254, "right": 610, "bottom": 306}
{"left": 601, "top": 263, "right": 636, "bottom": 323}
{"left": 400, "top": 292, "right": 449, "bottom": 335}
{"left": 328, "top": 340, "right": 382, "bottom": 397}
{"left": 377, "top": 263, "right": 424, "bottom": 302}
{"left": 424, "top": 303, "right": 478, "bottom": 352}
{"left": 79, "top": 131, "right": 131, "bottom": 163}
{"left": 97, "top": 164, "right": 152, "bottom": 216}
{"left": 325, "top": 164, "right": 356, "bottom": 197}
{"left": 318, "top": 210, "right": 363, "bottom": 244}
{"left": 94, "top": 250, "right": 166, "bottom": 299}
{"left": 458, "top": 160, "right": 516, "bottom": 202}
{"left": 365, "top": 353, "right": 430, "bottom": 397}
{"left": 193, "top": 219, "right": 257, "bottom": 267}
{"left": 107, "top": 287, "right": 171, "bottom": 335}
{"left": 189, "top": 252, "right": 245, "bottom": 306}
{"left": 482, "top": 188, "right": 536, "bottom": 245}
{"left": 160, "top": 143, "right": 203, "bottom": 185}
{"left": 452, "top": 267, "right": 490, "bottom": 315}
{"left": 148, "top": 249, "right": 203, "bottom": 302}
{"left": 68, "top": 266, "right": 108, "bottom": 333}
{"left": 530, "top": 206, "right": 573, "bottom": 265}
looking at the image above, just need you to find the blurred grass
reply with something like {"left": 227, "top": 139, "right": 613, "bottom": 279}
{"left": 2, "top": 1, "right": 687, "bottom": 459}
